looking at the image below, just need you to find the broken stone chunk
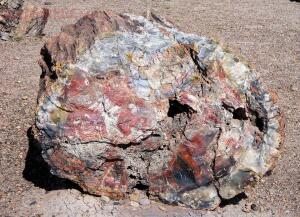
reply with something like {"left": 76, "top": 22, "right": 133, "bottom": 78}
{"left": 0, "top": 0, "right": 48, "bottom": 40}
{"left": 34, "top": 11, "right": 284, "bottom": 210}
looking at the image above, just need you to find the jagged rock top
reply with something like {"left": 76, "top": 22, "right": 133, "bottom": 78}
{"left": 35, "top": 11, "right": 284, "bottom": 209}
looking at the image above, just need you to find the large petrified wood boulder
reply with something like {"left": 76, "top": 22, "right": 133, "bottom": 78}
{"left": 34, "top": 11, "right": 284, "bottom": 209}
{"left": 0, "top": 0, "right": 48, "bottom": 40}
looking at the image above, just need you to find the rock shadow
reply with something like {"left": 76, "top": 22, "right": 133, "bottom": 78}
{"left": 219, "top": 192, "right": 248, "bottom": 207}
{"left": 23, "top": 127, "right": 82, "bottom": 191}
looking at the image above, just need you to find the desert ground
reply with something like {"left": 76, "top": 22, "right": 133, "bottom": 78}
{"left": 0, "top": 0, "right": 299, "bottom": 216}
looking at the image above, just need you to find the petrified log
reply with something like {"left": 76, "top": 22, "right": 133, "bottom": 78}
{"left": 0, "top": 0, "right": 48, "bottom": 40}
{"left": 34, "top": 11, "right": 284, "bottom": 209}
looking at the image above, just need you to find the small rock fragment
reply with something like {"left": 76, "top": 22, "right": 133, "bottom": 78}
{"left": 7, "top": 0, "right": 22, "bottom": 10}
{"left": 130, "top": 201, "right": 139, "bottom": 208}
{"left": 15, "top": 4, "right": 49, "bottom": 37}
{"left": 29, "top": 201, "right": 37, "bottom": 206}
{"left": 158, "top": 205, "right": 167, "bottom": 211}
{"left": 139, "top": 198, "right": 151, "bottom": 206}
{"left": 100, "top": 195, "right": 110, "bottom": 203}
{"left": 242, "top": 203, "right": 252, "bottom": 213}
{"left": 129, "top": 190, "right": 141, "bottom": 202}
{"left": 290, "top": 84, "right": 298, "bottom": 92}
{"left": 251, "top": 203, "right": 258, "bottom": 211}
{"left": 44, "top": 1, "right": 52, "bottom": 5}
{"left": 0, "top": 31, "right": 10, "bottom": 40}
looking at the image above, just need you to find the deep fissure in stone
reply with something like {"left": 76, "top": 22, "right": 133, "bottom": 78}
{"left": 167, "top": 99, "right": 196, "bottom": 118}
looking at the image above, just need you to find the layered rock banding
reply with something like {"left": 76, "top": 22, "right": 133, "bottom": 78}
{"left": 0, "top": 0, "right": 48, "bottom": 40}
{"left": 34, "top": 11, "right": 284, "bottom": 209}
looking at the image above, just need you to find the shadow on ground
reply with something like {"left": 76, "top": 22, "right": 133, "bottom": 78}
{"left": 23, "top": 127, "right": 82, "bottom": 191}
{"left": 220, "top": 192, "right": 248, "bottom": 208}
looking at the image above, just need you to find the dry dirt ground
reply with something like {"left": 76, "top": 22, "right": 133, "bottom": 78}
{"left": 0, "top": 0, "right": 299, "bottom": 216}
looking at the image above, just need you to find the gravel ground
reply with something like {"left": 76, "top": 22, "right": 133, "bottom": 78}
{"left": 0, "top": 0, "right": 299, "bottom": 216}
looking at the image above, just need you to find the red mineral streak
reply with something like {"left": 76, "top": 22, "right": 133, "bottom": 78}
{"left": 102, "top": 77, "right": 145, "bottom": 107}
{"left": 117, "top": 108, "right": 149, "bottom": 136}
{"left": 63, "top": 108, "right": 106, "bottom": 141}
{"left": 60, "top": 74, "right": 107, "bottom": 141}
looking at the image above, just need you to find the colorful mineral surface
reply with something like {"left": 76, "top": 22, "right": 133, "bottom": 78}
{"left": 34, "top": 11, "right": 284, "bottom": 209}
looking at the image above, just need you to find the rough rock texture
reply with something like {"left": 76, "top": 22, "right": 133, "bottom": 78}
{"left": 34, "top": 11, "right": 284, "bottom": 210}
{"left": 0, "top": 0, "right": 48, "bottom": 40}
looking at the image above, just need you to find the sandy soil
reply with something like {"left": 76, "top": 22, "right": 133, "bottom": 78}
{"left": 0, "top": 0, "right": 299, "bottom": 216}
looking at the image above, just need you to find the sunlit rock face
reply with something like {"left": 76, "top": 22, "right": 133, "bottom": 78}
{"left": 34, "top": 11, "right": 284, "bottom": 209}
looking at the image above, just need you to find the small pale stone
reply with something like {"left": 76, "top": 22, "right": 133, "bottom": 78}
{"left": 0, "top": 32, "right": 10, "bottom": 41}
{"left": 100, "top": 196, "right": 110, "bottom": 203}
{"left": 139, "top": 198, "right": 151, "bottom": 206}
{"left": 130, "top": 201, "right": 139, "bottom": 208}
{"left": 290, "top": 84, "right": 298, "bottom": 92}
{"left": 242, "top": 203, "right": 252, "bottom": 213}
{"left": 129, "top": 190, "right": 140, "bottom": 202}
{"left": 158, "top": 205, "right": 167, "bottom": 211}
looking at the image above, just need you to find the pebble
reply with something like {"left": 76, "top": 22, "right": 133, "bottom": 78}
{"left": 290, "top": 84, "right": 298, "bottom": 92}
{"left": 129, "top": 190, "right": 141, "bottom": 202}
{"left": 44, "top": 1, "right": 53, "bottom": 5}
{"left": 158, "top": 205, "right": 167, "bottom": 211}
{"left": 29, "top": 201, "right": 37, "bottom": 206}
{"left": 139, "top": 198, "right": 151, "bottom": 206}
{"left": 0, "top": 15, "right": 5, "bottom": 24}
{"left": 0, "top": 32, "right": 10, "bottom": 41}
{"left": 251, "top": 203, "right": 258, "bottom": 211}
{"left": 100, "top": 195, "right": 110, "bottom": 203}
{"left": 242, "top": 203, "right": 252, "bottom": 213}
{"left": 130, "top": 201, "right": 139, "bottom": 208}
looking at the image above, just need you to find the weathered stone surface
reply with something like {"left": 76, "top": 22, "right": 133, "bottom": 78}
{"left": 34, "top": 11, "right": 284, "bottom": 210}
{"left": 0, "top": 0, "right": 48, "bottom": 40}
{"left": 14, "top": 4, "right": 49, "bottom": 37}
